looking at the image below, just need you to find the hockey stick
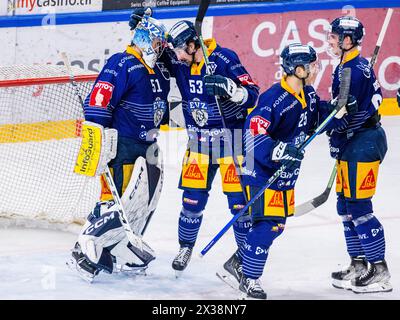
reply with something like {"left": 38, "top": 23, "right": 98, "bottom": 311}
{"left": 61, "top": 52, "right": 147, "bottom": 253}
{"left": 200, "top": 68, "right": 352, "bottom": 257}
{"left": 294, "top": 8, "right": 394, "bottom": 217}
{"left": 194, "top": 0, "right": 248, "bottom": 201}
{"left": 294, "top": 165, "right": 336, "bottom": 217}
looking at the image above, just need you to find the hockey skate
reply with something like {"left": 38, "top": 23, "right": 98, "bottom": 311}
{"left": 331, "top": 256, "right": 367, "bottom": 290}
{"left": 216, "top": 251, "right": 243, "bottom": 290}
{"left": 172, "top": 246, "right": 193, "bottom": 278}
{"left": 239, "top": 276, "right": 267, "bottom": 300}
{"left": 351, "top": 260, "right": 393, "bottom": 294}
{"left": 66, "top": 242, "right": 100, "bottom": 283}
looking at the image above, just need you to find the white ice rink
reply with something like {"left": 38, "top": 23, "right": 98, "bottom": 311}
{"left": 0, "top": 116, "right": 399, "bottom": 300}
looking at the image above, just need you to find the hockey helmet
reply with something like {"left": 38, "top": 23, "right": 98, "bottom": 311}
{"left": 167, "top": 20, "right": 200, "bottom": 53}
{"left": 280, "top": 43, "right": 317, "bottom": 76}
{"left": 330, "top": 16, "right": 365, "bottom": 46}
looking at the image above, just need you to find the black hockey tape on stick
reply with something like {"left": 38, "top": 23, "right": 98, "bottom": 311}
{"left": 369, "top": 8, "right": 393, "bottom": 68}
{"left": 195, "top": 0, "right": 210, "bottom": 37}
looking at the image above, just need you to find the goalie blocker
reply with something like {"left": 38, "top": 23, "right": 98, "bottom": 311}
{"left": 71, "top": 142, "right": 164, "bottom": 281}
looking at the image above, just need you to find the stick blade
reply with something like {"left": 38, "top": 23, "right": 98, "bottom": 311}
{"left": 337, "top": 67, "right": 352, "bottom": 108}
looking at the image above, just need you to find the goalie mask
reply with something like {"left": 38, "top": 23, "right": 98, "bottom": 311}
{"left": 280, "top": 44, "right": 318, "bottom": 79}
{"left": 131, "top": 15, "right": 167, "bottom": 68}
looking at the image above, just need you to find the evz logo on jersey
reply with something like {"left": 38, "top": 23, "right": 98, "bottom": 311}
{"left": 238, "top": 74, "right": 256, "bottom": 86}
{"left": 356, "top": 62, "right": 371, "bottom": 78}
{"left": 249, "top": 115, "right": 270, "bottom": 136}
{"left": 189, "top": 98, "right": 210, "bottom": 127}
{"left": 207, "top": 62, "right": 217, "bottom": 74}
{"left": 89, "top": 81, "right": 114, "bottom": 108}
{"left": 153, "top": 97, "right": 167, "bottom": 127}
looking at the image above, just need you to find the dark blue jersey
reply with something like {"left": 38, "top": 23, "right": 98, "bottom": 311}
{"left": 163, "top": 39, "right": 259, "bottom": 145}
{"left": 83, "top": 46, "right": 170, "bottom": 144}
{"left": 323, "top": 50, "right": 382, "bottom": 158}
{"left": 242, "top": 79, "right": 319, "bottom": 189}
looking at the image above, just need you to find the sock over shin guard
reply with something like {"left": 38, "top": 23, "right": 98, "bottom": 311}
{"left": 178, "top": 208, "right": 203, "bottom": 248}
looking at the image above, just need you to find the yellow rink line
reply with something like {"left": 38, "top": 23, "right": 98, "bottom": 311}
{"left": 0, "top": 119, "right": 80, "bottom": 143}
{"left": 1, "top": 98, "right": 398, "bottom": 144}
{"left": 378, "top": 98, "right": 400, "bottom": 116}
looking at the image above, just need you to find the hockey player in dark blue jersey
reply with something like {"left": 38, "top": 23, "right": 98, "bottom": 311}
{"left": 397, "top": 88, "right": 400, "bottom": 108}
{"left": 68, "top": 13, "right": 170, "bottom": 282}
{"left": 164, "top": 20, "right": 260, "bottom": 276}
{"left": 325, "top": 16, "right": 392, "bottom": 293}
{"left": 232, "top": 44, "right": 327, "bottom": 299}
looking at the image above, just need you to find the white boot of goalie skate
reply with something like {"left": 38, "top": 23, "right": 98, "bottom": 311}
{"left": 66, "top": 242, "right": 100, "bottom": 283}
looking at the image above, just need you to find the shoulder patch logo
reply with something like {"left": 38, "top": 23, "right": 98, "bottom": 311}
{"left": 89, "top": 81, "right": 114, "bottom": 108}
{"left": 249, "top": 115, "right": 270, "bottom": 136}
{"left": 237, "top": 74, "right": 256, "bottom": 86}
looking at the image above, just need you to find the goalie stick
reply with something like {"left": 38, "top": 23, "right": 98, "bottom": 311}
{"left": 294, "top": 8, "right": 394, "bottom": 217}
{"left": 61, "top": 52, "right": 148, "bottom": 253}
{"left": 200, "top": 68, "right": 352, "bottom": 257}
{"left": 194, "top": 0, "right": 248, "bottom": 202}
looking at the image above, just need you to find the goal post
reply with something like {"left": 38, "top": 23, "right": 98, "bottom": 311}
{"left": 0, "top": 64, "right": 100, "bottom": 231}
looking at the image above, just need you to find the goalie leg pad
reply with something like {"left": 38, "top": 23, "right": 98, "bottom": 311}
{"left": 110, "top": 237, "right": 155, "bottom": 272}
{"left": 74, "top": 121, "right": 117, "bottom": 177}
{"left": 120, "top": 154, "right": 163, "bottom": 235}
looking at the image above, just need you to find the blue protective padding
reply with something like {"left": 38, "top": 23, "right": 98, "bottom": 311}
{"left": 1, "top": 0, "right": 399, "bottom": 28}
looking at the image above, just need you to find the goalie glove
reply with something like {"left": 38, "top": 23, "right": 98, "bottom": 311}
{"left": 129, "top": 7, "right": 153, "bottom": 30}
{"left": 203, "top": 75, "right": 248, "bottom": 104}
{"left": 271, "top": 141, "right": 304, "bottom": 170}
{"left": 74, "top": 121, "right": 118, "bottom": 177}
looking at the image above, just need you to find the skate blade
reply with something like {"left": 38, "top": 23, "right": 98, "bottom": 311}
{"left": 332, "top": 279, "right": 352, "bottom": 290}
{"left": 352, "top": 282, "right": 393, "bottom": 294}
{"left": 174, "top": 270, "right": 183, "bottom": 279}
{"left": 216, "top": 271, "right": 240, "bottom": 291}
{"left": 66, "top": 258, "right": 95, "bottom": 284}
{"left": 114, "top": 264, "right": 148, "bottom": 276}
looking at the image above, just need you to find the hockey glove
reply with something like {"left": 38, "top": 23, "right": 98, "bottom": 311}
{"left": 203, "top": 75, "right": 247, "bottom": 104}
{"left": 346, "top": 95, "right": 358, "bottom": 115}
{"left": 271, "top": 141, "right": 304, "bottom": 170}
{"left": 397, "top": 88, "right": 400, "bottom": 108}
{"left": 332, "top": 94, "right": 358, "bottom": 119}
{"left": 129, "top": 7, "right": 153, "bottom": 30}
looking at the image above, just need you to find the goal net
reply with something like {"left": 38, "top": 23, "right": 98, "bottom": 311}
{"left": 0, "top": 65, "right": 100, "bottom": 231}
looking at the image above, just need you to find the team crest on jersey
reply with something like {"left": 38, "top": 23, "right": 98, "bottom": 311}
{"left": 189, "top": 98, "right": 210, "bottom": 127}
{"left": 89, "top": 81, "right": 114, "bottom": 108}
{"left": 206, "top": 62, "right": 218, "bottom": 75}
{"left": 356, "top": 62, "right": 371, "bottom": 78}
{"left": 249, "top": 115, "right": 270, "bottom": 136}
{"left": 153, "top": 97, "right": 167, "bottom": 127}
